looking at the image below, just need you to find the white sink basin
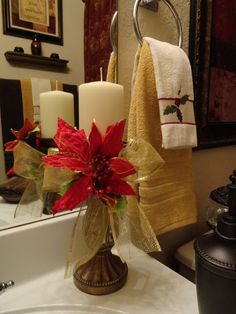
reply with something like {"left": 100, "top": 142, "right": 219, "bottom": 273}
{"left": 0, "top": 304, "right": 128, "bottom": 314}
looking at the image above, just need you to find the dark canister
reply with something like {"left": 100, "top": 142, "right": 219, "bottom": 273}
{"left": 194, "top": 183, "right": 236, "bottom": 314}
{"left": 31, "top": 34, "right": 42, "bottom": 55}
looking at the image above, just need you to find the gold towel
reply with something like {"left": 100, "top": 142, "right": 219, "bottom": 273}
{"left": 20, "top": 79, "right": 63, "bottom": 123}
{"left": 51, "top": 80, "right": 63, "bottom": 91}
{"left": 128, "top": 41, "right": 197, "bottom": 235}
{"left": 20, "top": 79, "right": 34, "bottom": 122}
{"left": 106, "top": 52, "right": 117, "bottom": 83}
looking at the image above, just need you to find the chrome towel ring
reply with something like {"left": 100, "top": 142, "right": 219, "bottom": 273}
{"left": 133, "top": 0, "right": 183, "bottom": 47}
{"left": 110, "top": 11, "right": 118, "bottom": 54}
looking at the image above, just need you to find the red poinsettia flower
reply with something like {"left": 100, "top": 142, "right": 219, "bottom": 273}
{"left": 43, "top": 118, "right": 136, "bottom": 214}
{"left": 4, "top": 119, "right": 40, "bottom": 177}
{"left": 5, "top": 118, "right": 39, "bottom": 151}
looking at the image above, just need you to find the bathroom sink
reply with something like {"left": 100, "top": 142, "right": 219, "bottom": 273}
{"left": 0, "top": 203, "right": 198, "bottom": 314}
{"left": 0, "top": 304, "right": 128, "bottom": 314}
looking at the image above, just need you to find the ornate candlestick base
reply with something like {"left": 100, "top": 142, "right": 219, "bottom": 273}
{"left": 73, "top": 242, "right": 128, "bottom": 295}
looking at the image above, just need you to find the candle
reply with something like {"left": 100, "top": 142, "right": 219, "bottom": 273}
{"left": 79, "top": 81, "right": 124, "bottom": 135}
{"left": 40, "top": 90, "right": 74, "bottom": 138}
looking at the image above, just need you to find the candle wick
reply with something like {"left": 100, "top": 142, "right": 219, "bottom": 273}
{"left": 100, "top": 67, "right": 103, "bottom": 81}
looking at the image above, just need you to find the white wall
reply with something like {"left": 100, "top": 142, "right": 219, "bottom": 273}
{"left": 118, "top": 0, "right": 236, "bottom": 263}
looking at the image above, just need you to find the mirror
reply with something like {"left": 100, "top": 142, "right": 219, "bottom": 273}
{"left": 190, "top": 0, "right": 236, "bottom": 148}
{"left": 0, "top": 0, "right": 118, "bottom": 231}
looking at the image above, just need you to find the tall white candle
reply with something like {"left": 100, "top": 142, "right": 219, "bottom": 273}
{"left": 79, "top": 81, "right": 124, "bottom": 135}
{"left": 40, "top": 90, "right": 74, "bottom": 138}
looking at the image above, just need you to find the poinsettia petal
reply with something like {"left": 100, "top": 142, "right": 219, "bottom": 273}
{"left": 4, "top": 140, "right": 19, "bottom": 151}
{"left": 12, "top": 118, "right": 34, "bottom": 140}
{"left": 54, "top": 118, "right": 84, "bottom": 150}
{"left": 43, "top": 153, "right": 89, "bottom": 172}
{"left": 55, "top": 130, "right": 87, "bottom": 152}
{"left": 88, "top": 121, "right": 103, "bottom": 155}
{"left": 108, "top": 174, "right": 136, "bottom": 196}
{"left": 52, "top": 175, "right": 91, "bottom": 214}
{"left": 101, "top": 120, "right": 126, "bottom": 157}
{"left": 54, "top": 118, "right": 90, "bottom": 162}
{"left": 109, "top": 157, "right": 136, "bottom": 178}
{"left": 6, "top": 167, "right": 15, "bottom": 176}
{"left": 55, "top": 118, "right": 75, "bottom": 139}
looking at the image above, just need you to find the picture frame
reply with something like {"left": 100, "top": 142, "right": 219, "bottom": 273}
{"left": 189, "top": 0, "right": 236, "bottom": 149}
{"left": 2, "top": 0, "right": 63, "bottom": 45}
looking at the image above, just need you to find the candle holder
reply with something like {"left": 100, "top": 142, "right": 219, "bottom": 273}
{"left": 42, "top": 119, "right": 162, "bottom": 296}
{"left": 73, "top": 229, "right": 128, "bottom": 295}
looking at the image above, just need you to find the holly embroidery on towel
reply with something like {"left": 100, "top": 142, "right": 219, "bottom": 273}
{"left": 163, "top": 90, "right": 190, "bottom": 123}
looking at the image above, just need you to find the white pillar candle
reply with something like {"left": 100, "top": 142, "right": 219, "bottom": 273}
{"left": 79, "top": 81, "right": 124, "bottom": 135}
{"left": 40, "top": 90, "right": 74, "bottom": 138}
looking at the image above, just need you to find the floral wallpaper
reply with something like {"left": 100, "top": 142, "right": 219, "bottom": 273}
{"left": 84, "top": 0, "right": 116, "bottom": 82}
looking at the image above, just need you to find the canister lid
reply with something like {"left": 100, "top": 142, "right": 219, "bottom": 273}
{"left": 216, "top": 184, "right": 236, "bottom": 240}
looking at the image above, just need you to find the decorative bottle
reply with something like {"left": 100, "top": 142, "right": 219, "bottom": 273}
{"left": 194, "top": 179, "right": 236, "bottom": 314}
{"left": 31, "top": 34, "right": 42, "bottom": 56}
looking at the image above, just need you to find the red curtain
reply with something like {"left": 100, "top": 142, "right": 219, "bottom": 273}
{"left": 212, "top": 0, "right": 236, "bottom": 46}
{"left": 84, "top": 0, "right": 116, "bottom": 82}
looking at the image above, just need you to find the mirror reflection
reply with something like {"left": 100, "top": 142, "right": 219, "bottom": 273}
{"left": 0, "top": 0, "right": 117, "bottom": 231}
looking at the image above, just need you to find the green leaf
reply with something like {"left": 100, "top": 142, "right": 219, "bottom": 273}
{"left": 163, "top": 105, "right": 177, "bottom": 115}
{"left": 59, "top": 180, "right": 76, "bottom": 196}
{"left": 116, "top": 196, "right": 126, "bottom": 219}
{"left": 176, "top": 108, "right": 183, "bottom": 122}
{"left": 180, "top": 95, "right": 189, "bottom": 104}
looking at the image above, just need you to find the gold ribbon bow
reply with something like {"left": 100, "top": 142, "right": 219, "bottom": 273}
{"left": 13, "top": 141, "right": 46, "bottom": 218}
{"left": 65, "top": 138, "right": 164, "bottom": 277}
{"left": 12, "top": 139, "right": 164, "bottom": 277}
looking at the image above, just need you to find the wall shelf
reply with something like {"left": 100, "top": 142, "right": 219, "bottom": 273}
{"left": 4, "top": 51, "right": 69, "bottom": 68}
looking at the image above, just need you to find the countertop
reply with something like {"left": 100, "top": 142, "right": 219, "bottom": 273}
{"left": 0, "top": 249, "right": 198, "bottom": 313}
{"left": 0, "top": 199, "right": 199, "bottom": 313}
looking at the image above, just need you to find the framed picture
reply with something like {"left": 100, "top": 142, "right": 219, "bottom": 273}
{"left": 2, "top": 0, "right": 63, "bottom": 45}
{"left": 189, "top": 0, "right": 236, "bottom": 149}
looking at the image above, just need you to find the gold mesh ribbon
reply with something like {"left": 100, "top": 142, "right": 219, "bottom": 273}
{"left": 65, "top": 195, "right": 109, "bottom": 278}
{"left": 43, "top": 166, "right": 75, "bottom": 193}
{"left": 13, "top": 141, "right": 46, "bottom": 217}
{"left": 43, "top": 147, "right": 75, "bottom": 193}
{"left": 12, "top": 138, "right": 164, "bottom": 275}
{"left": 13, "top": 142, "right": 75, "bottom": 217}
{"left": 64, "top": 138, "right": 164, "bottom": 277}
{"left": 120, "top": 138, "right": 164, "bottom": 182}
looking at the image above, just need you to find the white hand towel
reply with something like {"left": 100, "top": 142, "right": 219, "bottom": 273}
{"left": 144, "top": 37, "right": 197, "bottom": 149}
{"left": 31, "top": 78, "right": 51, "bottom": 123}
